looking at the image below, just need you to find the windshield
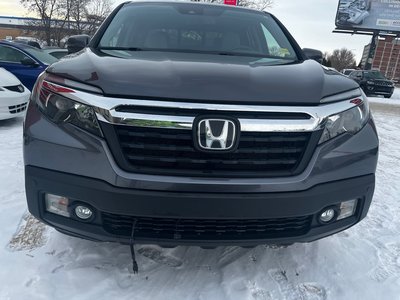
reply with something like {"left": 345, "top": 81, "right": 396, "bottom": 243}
{"left": 98, "top": 3, "right": 298, "bottom": 61}
{"left": 364, "top": 71, "right": 386, "bottom": 80}
{"left": 25, "top": 47, "right": 58, "bottom": 65}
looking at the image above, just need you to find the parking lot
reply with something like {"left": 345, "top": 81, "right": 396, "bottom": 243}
{"left": 0, "top": 92, "right": 399, "bottom": 300}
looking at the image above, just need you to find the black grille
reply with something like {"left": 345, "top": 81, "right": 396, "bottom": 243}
{"left": 4, "top": 84, "right": 24, "bottom": 93}
{"left": 102, "top": 213, "right": 312, "bottom": 240}
{"left": 374, "top": 81, "right": 392, "bottom": 87}
{"left": 102, "top": 123, "right": 320, "bottom": 177}
{"left": 9, "top": 103, "right": 27, "bottom": 114}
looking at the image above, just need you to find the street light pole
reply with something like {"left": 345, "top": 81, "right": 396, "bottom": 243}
{"left": 365, "top": 33, "right": 378, "bottom": 70}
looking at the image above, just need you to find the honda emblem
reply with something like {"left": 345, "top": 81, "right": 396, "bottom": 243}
{"left": 196, "top": 118, "right": 238, "bottom": 151}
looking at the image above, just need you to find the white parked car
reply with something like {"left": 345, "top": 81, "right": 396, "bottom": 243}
{"left": 0, "top": 68, "right": 30, "bottom": 120}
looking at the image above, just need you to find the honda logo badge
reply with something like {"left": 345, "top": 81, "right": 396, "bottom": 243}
{"left": 195, "top": 118, "right": 239, "bottom": 151}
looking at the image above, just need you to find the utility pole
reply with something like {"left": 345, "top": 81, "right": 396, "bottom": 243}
{"left": 364, "top": 33, "right": 378, "bottom": 70}
{"left": 67, "top": 0, "right": 70, "bottom": 30}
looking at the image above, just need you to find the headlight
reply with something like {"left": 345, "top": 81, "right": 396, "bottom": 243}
{"left": 319, "top": 97, "right": 370, "bottom": 144}
{"left": 32, "top": 73, "right": 102, "bottom": 137}
{"left": 366, "top": 80, "right": 374, "bottom": 85}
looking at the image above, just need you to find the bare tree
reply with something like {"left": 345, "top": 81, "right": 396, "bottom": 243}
{"left": 84, "top": 0, "right": 112, "bottom": 35}
{"left": 322, "top": 51, "right": 332, "bottom": 67}
{"left": 20, "top": 0, "right": 113, "bottom": 46}
{"left": 328, "top": 48, "right": 356, "bottom": 72}
{"left": 63, "top": 0, "right": 112, "bottom": 36}
{"left": 20, "top": 0, "right": 60, "bottom": 45}
{"left": 238, "top": 0, "right": 273, "bottom": 10}
{"left": 70, "top": 0, "right": 90, "bottom": 34}
{"left": 191, "top": 0, "right": 273, "bottom": 11}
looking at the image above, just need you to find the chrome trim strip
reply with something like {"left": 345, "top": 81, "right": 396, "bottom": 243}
{"left": 97, "top": 114, "right": 319, "bottom": 132}
{"left": 98, "top": 110, "right": 194, "bottom": 129}
{"left": 48, "top": 80, "right": 362, "bottom": 132}
{"left": 239, "top": 118, "right": 318, "bottom": 132}
{"left": 320, "top": 88, "right": 362, "bottom": 103}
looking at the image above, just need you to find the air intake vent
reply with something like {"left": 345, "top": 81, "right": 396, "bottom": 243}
{"left": 4, "top": 85, "right": 24, "bottom": 93}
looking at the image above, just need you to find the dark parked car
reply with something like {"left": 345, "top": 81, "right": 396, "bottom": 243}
{"left": 24, "top": 1, "right": 378, "bottom": 270}
{"left": 42, "top": 48, "right": 69, "bottom": 59}
{"left": 349, "top": 70, "right": 394, "bottom": 98}
{"left": 342, "top": 68, "right": 355, "bottom": 76}
{"left": 13, "top": 39, "right": 42, "bottom": 49}
{"left": 0, "top": 40, "right": 58, "bottom": 91}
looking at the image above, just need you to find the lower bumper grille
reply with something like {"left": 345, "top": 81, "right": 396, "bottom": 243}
{"left": 9, "top": 103, "right": 27, "bottom": 114}
{"left": 102, "top": 213, "right": 312, "bottom": 241}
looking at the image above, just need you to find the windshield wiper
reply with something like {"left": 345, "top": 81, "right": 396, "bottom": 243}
{"left": 97, "top": 47, "right": 144, "bottom": 51}
{"left": 214, "top": 51, "right": 296, "bottom": 60}
{"left": 215, "top": 51, "right": 268, "bottom": 58}
{"left": 97, "top": 47, "right": 297, "bottom": 61}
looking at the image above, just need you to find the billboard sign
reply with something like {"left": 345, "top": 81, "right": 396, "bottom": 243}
{"left": 335, "top": 0, "right": 400, "bottom": 33}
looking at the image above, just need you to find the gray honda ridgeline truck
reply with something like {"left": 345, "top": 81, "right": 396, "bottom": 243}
{"left": 24, "top": 1, "right": 378, "bottom": 248}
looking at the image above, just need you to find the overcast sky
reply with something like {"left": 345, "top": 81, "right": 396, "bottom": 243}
{"left": 267, "top": 0, "right": 371, "bottom": 61}
{"left": 1, "top": 0, "right": 372, "bottom": 61}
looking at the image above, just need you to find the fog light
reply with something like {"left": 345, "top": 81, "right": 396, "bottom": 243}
{"left": 75, "top": 205, "right": 93, "bottom": 220}
{"left": 45, "top": 194, "right": 70, "bottom": 217}
{"left": 337, "top": 199, "right": 358, "bottom": 220}
{"left": 319, "top": 208, "right": 336, "bottom": 223}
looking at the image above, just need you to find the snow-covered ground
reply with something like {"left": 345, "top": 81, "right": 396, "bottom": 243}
{"left": 0, "top": 91, "right": 399, "bottom": 300}
{"left": 368, "top": 88, "right": 400, "bottom": 107}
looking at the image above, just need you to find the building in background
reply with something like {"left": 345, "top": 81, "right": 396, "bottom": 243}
{"left": 360, "top": 36, "right": 400, "bottom": 82}
{"left": 0, "top": 16, "right": 31, "bottom": 40}
{"left": 1, "top": 15, "right": 99, "bottom": 47}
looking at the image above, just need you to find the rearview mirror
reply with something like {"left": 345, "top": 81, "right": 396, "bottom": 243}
{"left": 21, "top": 57, "right": 39, "bottom": 67}
{"left": 67, "top": 34, "right": 91, "bottom": 54}
{"left": 302, "top": 48, "right": 323, "bottom": 64}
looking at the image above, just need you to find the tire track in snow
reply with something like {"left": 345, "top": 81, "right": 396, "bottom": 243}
{"left": 268, "top": 268, "right": 299, "bottom": 300}
{"left": 370, "top": 242, "right": 400, "bottom": 282}
{"left": 246, "top": 280, "right": 273, "bottom": 300}
{"left": 269, "top": 269, "right": 327, "bottom": 300}
{"left": 138, "top": 245, "right": 184, "bottom": 268}
{"left": 7, "top": 212, "right": 47, "bottom": 251}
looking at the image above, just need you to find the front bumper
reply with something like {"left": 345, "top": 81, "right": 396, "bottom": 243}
{"left": 26, "top": 166, "right": 375, "bottom": 246}
{"left": 24, "top": 101, "right": 379, "bottom": 246}
{"left": 0, "top": 88, "right": 30, "bottom": 120}
{"left": 364, "top": 84, "right": 394, "bottom": 96}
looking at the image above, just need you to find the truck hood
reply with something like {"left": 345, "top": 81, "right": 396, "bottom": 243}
{"left": 47, "top": 48, "right": 359, "bottom": 105}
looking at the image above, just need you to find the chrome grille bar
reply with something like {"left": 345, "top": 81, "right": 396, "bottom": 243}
{"left": 48, "top": 80, "right": 362, "bottom": 132}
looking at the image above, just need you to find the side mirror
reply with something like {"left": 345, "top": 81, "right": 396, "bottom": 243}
{"left": 27, "top": 41, "right": 41, "bottom": 49}
{"left": 302, "top": 48, "right": 323, "bottom": 64}
{"left": 21, "top": 57, "right": 39, "bottom": 67}
{"left": 66, "top": 34, "right": 91, "bottom": 54}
